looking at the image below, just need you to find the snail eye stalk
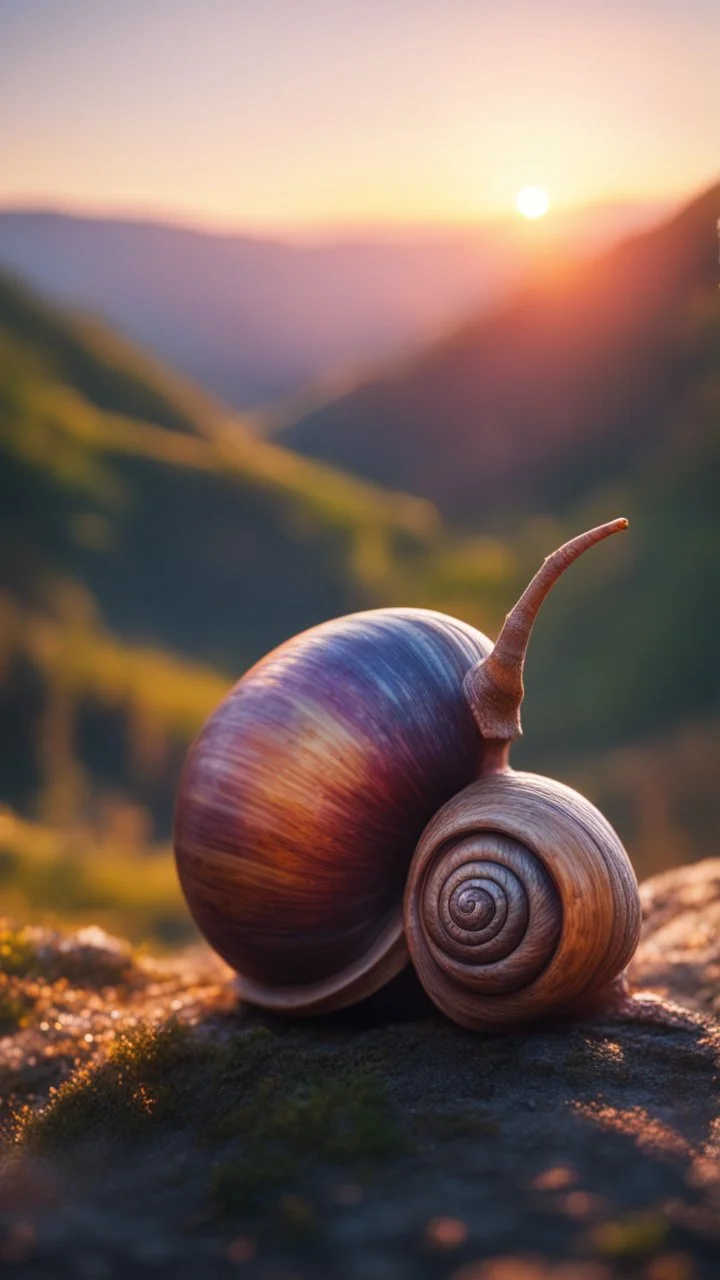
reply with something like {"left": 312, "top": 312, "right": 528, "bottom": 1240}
{"left": 464, "top": 518, "right": 628, "bottom": 744}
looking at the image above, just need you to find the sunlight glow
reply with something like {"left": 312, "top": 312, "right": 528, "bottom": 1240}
{"left": 516, "top": 186, "right": 550, "bottom": 219}
{"left": 1, "top": 6, "right": 714, "bottom": 231}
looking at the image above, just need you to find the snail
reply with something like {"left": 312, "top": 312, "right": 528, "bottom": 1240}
{"left": 174, "top": 517, "right": 641, "bottom": 1031}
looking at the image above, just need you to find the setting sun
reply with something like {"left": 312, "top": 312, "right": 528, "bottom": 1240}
{"left": 516, "top": 186, "right": 550, "bottom": 219}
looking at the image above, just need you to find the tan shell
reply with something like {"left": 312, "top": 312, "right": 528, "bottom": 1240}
{"left": 404, "top": 769, "right": 641, "bottom": 1031}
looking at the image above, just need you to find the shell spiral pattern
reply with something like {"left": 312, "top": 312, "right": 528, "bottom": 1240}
{"left": 405, "top": 770, "right": 642, "bottom": 1031}
{"left": 420, "top": 832, "right": 562, "bottom": 995}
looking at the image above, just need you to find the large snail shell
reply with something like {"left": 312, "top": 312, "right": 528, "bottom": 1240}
{"left": 174, "top": 608, "right": 492, "bottom": 1013}
{"left": 404, "top": 770, "right": 641, "bottom": 1031}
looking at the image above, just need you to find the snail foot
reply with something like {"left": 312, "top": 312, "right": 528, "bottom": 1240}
{"left": 577, "top": 975, "right": 701, "bottom": 1031}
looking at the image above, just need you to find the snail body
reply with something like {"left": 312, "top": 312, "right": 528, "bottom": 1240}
{"left": 174, "top": 517, "right": 641, "bottom": 1031}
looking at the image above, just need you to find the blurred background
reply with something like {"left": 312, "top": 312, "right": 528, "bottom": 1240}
{"left": 0, "top": 0, "right": 717, "bottom": 950}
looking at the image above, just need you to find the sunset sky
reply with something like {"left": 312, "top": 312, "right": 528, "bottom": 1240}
{"left": 1, "top": 0, "right": 718, "bottom": 232}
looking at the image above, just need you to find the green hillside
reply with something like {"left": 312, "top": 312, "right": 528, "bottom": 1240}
{"left": 0, "top": 267, "right": 223, "bottom": 436}
{"left": 0, "top": 270, "right": 507, "bottom": 841}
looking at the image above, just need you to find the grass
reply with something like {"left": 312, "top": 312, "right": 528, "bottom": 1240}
{"left": 9, "top": 593, "right": 231, "bottom": 745}
{"left": 0, "top": 808, "right": 192, "bottom": 947}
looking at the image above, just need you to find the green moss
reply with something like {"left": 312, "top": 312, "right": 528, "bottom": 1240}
{"left": 204, "top": 1058, "right": 400, "bottom": 1160}
{"left": 201, "top": 1034, "right": 406, "bottom": 1220}
{"left": 19, "top": 1020, "right": 203, "bottom": 1150}
{"left": 19, "top": 1019, "right": 405, "bottom": 1188}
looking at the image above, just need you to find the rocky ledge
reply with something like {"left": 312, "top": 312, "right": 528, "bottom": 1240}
{"left": 2, "top": 860, "right": 720, "bottom": 1280}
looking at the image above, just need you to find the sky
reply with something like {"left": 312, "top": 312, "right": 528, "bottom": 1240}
{"left": 1, "top": 0, "right": 718, "bottom": 232}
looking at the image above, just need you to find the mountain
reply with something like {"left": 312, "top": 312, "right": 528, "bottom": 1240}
{"left": 0, "top": 203, "right": 666, "bottom": 412}
{"left": 280, "top": 184, "right": 719, "bottom": 525}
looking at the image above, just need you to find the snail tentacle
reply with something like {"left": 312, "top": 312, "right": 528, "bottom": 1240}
{"left": 464, "top": 517, "right": 628, "bottom": 743}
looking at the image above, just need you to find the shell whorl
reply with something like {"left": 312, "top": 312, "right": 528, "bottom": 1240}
{"left": 405, "top": 770, "right": 641, "bottom": 1031}
{"left": 420, "top": 832, "right": 561, "bottom": 994}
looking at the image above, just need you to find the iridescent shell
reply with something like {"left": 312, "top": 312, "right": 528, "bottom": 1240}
{"left": 174, "top": 607, "right": 491, "bottom": 1011}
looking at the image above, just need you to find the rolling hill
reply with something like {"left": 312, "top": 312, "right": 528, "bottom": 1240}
{"left": 0, "top": 267, "right": 511, "bottom": 838}
{"left": 281, "top": 183, "right": 720, "bottom": 526}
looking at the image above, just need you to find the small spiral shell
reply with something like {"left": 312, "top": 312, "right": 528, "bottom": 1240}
{"left": 404, "top": 770, "right": 641, "bottom": 1031}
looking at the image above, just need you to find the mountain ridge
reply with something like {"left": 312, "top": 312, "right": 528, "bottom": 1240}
{"left": 280, "top": 182, "right": 720, "bottom": 525}
{"left": 0, "top": 199, "right": 669, "bottom": 411}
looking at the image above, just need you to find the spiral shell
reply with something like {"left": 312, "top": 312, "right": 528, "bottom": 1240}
{"left": 404, "top": 770, "right": 641, "bottom": 1031}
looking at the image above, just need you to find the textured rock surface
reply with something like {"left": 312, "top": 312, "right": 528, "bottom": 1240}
{"left": 1, "top": 860, "right": 720, "bottom": 1279}
{"left": 630, "top": 858, "right": 720, "bottom": 1017}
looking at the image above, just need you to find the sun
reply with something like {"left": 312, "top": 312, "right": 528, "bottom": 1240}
{"left": 516, "top": 186, "right": 550, "bottom": 219}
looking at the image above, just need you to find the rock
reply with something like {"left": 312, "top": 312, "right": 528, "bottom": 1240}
{"left": 630, "top": 858, "right": 720, "bottom": 1017}
{"left": 0, "top": 919, "right": 230, "bottom": 1117}
{"left": 1, "top": 862, "right": 720, "bottom": 1278}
